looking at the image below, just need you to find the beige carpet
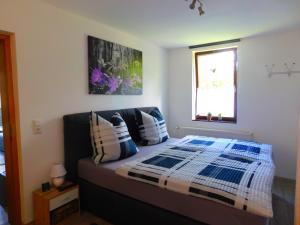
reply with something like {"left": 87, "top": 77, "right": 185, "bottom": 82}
{"left": 67, "top": 212, "right": 111, "bottom": 225}
{"left": 270, "top": 177, "right": 295, "bottom": 225}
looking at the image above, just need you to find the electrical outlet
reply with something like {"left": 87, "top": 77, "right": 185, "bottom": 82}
{"left": 32, "top": 120, "right": 42, "bottom": 134}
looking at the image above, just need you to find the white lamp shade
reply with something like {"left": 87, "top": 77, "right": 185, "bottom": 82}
{"left": 50, "top": 164, "right": 67, "bottom": 178}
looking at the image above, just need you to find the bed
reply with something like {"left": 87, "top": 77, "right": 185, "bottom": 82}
{"left": 63, "top": 107, "right": 271, "bottom": 225}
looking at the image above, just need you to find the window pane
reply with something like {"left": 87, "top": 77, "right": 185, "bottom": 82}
{"left": 196, "top": 50, "right": 235, "bottom": 118}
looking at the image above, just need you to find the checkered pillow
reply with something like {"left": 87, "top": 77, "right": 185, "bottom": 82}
{"left": 135, "top": 108, "right": 169, "bottom": 145}
{"left": 90, "top": 111, "right": 138, "bottom": 163}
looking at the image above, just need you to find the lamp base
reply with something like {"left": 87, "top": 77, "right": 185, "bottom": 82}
{"left": 52, "top": 177, "right": 65, "bottom": 187}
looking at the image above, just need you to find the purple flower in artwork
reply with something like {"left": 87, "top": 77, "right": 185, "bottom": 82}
{"left": 91, "top": 68, "right": 106, "bottom": 85}
{"left": 106, "top": 75, "right": 119, "bottom": 94}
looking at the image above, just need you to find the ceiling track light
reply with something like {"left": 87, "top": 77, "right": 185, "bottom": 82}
{"left": 185, "top": 0, "right": 205, "bottom": 16}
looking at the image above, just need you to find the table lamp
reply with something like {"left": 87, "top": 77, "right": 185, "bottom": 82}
{"left": 50, "top": 163, "right": 67, "bottom": 187}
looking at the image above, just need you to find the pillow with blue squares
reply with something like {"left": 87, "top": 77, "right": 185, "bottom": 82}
{"left": 135, "top": 108, "right": 169, "bottom": 146}
{"left": 90, "top": 111, "right": 138, "bottom": 164}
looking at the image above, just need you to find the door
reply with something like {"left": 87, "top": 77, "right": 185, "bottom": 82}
{"left": 295, "top": 115, "right": 300, "bottom": 225}
{"left": 0, "top": 32, "right": 22, "bottom": 225}
{"left": 0, "top": 37, "right": 9, "bottom": 225}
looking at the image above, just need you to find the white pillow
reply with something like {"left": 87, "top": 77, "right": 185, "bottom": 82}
{"left": 90, "top": 111, "right": 138, "bottom": 163}
{"left": 135, "top": 108, "right": 169, "bottom": 145}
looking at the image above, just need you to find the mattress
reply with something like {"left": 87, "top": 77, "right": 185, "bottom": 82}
{"left": 117, "top": 135, "right": 274, "bottom": 218}
{"left": 78, "top": 138, "right": 267, "bottom": 225}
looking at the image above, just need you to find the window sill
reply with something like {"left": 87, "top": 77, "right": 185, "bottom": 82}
{"left": 192, "top": 119, "right": 237, "bottom": 124}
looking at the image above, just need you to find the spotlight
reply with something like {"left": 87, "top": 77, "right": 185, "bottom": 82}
{"left": 186, "top": 0, "right": 205, "bottom": 16}
{"left": 189, "top": 3, "right": 195, "bottom": 9}
{"left": 189, "top": 0, "right": 197, "bottom": 9}
{"left": 198, "top": 6, "right": 205, "bottom": 15}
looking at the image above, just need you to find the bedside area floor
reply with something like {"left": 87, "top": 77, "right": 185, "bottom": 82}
{"left": 68, "top": 212, "right": 111, "bottom": 225}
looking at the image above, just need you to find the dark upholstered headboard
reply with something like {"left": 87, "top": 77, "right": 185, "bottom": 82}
{"left": 63, "top": 107, "right": 158, "bottom": 183}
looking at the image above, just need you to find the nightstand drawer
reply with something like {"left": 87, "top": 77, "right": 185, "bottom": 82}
{"left": 49, "top": 188, "right": 79, "bottom": 211}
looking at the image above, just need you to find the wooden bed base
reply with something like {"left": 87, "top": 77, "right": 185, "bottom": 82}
{"left": 79, "top": 178, "right": 207, "bottom": 225}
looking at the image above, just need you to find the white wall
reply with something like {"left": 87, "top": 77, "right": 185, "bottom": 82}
{"left": 0, "top": 0, "right": 168, "bottom": 223}
{"left": 168, "top": 28, "right": 300, "bottom": 180}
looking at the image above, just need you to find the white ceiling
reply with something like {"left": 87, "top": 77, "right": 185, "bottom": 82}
{"left": 46, "top": 0, "right": 300, "bottom": 48}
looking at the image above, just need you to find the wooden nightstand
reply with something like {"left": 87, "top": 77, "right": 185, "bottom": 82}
{"left": 33, "top": 184, "right": 80, "bottom": 225}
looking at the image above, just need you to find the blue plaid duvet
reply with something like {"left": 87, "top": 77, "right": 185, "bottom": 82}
{"left": 116, "top": 135, "right": 274, "bottom": 218}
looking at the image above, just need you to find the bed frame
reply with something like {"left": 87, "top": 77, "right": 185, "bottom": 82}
{"left": 63, "top": 107, "right": 269, "bottom": 225}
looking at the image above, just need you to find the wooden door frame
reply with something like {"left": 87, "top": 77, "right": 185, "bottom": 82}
{"left": 0, "top": 31, "right": 22, "bottom": 225}
{"left": 296, "top": 115, "right": 300, "bottom": 225}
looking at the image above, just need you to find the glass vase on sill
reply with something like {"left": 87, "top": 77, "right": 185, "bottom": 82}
{"left": 218, "top": 113, "right": 222, "bottom": 121}
{"left": 207, "top": 113, "right": 212, "bottom": 121}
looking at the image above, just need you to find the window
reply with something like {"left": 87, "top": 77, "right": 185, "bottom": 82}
{"left": 194, "top": 48, "right": 237, "bottom": 122}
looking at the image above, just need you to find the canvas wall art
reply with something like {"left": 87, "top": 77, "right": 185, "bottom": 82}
{"left": 88, "top": 36, "right": 143, "bottom": 95}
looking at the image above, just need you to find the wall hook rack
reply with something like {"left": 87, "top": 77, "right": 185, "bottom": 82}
{"left": 265, "top": 62, "right": 300, "bottom": 78}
